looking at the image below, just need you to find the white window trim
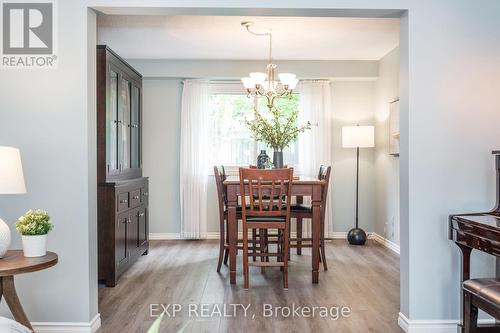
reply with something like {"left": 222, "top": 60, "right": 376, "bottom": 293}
{"left": 206, "top": 81, "right": 299, "bottom": 175}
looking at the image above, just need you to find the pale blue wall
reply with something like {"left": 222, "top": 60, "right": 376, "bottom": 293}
{"left": 1, "top": 0, "right": 500, "bottom": 327}
{"left": 127, "top": 58, "right": 380, "bottom": 236}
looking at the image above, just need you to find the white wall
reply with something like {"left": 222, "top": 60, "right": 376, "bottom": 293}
{"left": 0, "top": 3, "right": 97, "bottom": 325}
{"left": 374, "top": 47, "right": 400, "bottom": 245}
{"left": 132, "top": 59, "right": 378, "bottom": 236}
{"left": 142, "top": 79, "right": 183, "bottom": 234}
{"left": 1, "top": 0, "right": 500, "bottom": 328}
{"left": 331, "top": 80, "right": 376, "bottom": 235}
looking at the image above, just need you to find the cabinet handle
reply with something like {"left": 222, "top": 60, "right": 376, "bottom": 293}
{"left": 132, "top": 195, "right": 139, "bottom": 200}
{"left": 139, "top": 213, "right": 145, "bottom": 217}
{"left": 120, "top": 199, "right": 128, "bottom": 204}
{"left": 142, "top": 192, "right": 148, "bottom": 197}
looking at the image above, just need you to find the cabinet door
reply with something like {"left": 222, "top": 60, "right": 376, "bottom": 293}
{"left": 130, "top": 84, "right": 141, "bottom": 170}
{"left": 128, "top": 208, "right": 139, "bottom": 252}
{"left": 118, "top": 75, "right": 131, "bottom": 173}
{"left": 138, "top": 207, "right": 147, "bottom": 247}
{"left": 106, "top": 68, "right": 120, "bottom": 177}
{"left": 116, "top": 213, "right": 129, "bottom": 267}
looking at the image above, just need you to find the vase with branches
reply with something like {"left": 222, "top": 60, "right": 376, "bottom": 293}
{"left": 246, "top": 102, "right": 313, "bottom": 168}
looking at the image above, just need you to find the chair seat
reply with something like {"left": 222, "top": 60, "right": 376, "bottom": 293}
{"left": 246, "top": 216, "right": 286, "bottom": 223}
{"left": 463, "top": 278, "right": 500, "bottom": 306}
{"left": 290, "top": 204, "right": 312, "bottom": 212}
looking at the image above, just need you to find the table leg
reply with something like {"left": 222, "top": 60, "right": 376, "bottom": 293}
{"left": 296, "top": 196, "right": 303, "bottom": 255}
{"left": 227, "top": 185, "right": 238, "bottom": 285}
{"left": 1, "top": 276, "right": 33, "bottom": 330}
{"left": 311, "top": 185, "right": 322, "bottom": 284}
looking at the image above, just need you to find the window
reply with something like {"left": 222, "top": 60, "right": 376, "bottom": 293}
{"left": 207, "top": 84, "right": 300, "bottom": 167}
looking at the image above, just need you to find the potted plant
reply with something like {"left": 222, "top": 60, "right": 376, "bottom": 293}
{"left": 246, "top": 104, "right": 312, "bottom": 168}
{"left": 16, "top": 210, "right": 53, "bottom": 257}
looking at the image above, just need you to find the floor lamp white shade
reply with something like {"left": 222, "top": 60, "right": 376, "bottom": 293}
{"left": 342, "top": 125, "right": 375, "bottom": 148}
{"left": 0, "top": 146, "right": 27, "bottom": 258}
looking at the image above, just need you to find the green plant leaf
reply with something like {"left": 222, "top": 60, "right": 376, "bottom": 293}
{"left": 176, "top": 320, "right": 192, "bottom": 333}
{"left": 146, "top": 314, "right": 191, "bottom": 333}
{"left": 147, "top": 313, "right": 164, "bottom": 333}
{"left": 246, "top": 98, "right": 313, "bottom": 151}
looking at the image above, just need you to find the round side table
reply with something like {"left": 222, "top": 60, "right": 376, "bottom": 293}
{"left": 0, "top": 250, "right": 58, "bottom": 330}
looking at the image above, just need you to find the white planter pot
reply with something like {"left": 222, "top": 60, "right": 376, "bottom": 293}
{"left": 21, "top": 234, "right": 48, "bottom": 257}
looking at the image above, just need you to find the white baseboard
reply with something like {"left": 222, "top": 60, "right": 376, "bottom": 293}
{"left": 32, "top": 314, "right": 101, "bottom": 333}
{"left": 149, "top": 233, "right": 181, "bottom": 240}
{"left": 369, "top": 232, "right": 400, "bottom": 254}
{"left": 398, "top": 312, "right": 495, "bottom": 333}
{"left": 148, "top": 231, "right": 400, "bottom": 255}
{"left": 328, "top": 232, "right": 347, "bottom": 239}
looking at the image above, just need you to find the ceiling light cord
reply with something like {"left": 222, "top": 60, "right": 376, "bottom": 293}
{"left": 242, "top": 22, "right": 273, "bottom": 64}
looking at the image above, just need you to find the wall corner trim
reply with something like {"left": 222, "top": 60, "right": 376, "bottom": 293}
{"left": 32, "top": 313, "right": 101, "bottom": 333}
{"left": 398, "top": 312, "right": 495, "bottom": 333}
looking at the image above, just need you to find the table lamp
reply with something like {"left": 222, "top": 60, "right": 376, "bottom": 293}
{"left": 342, "top": 125, "right": 375, "bottom": 245}
{"left": 0, "top": 147, "right": 27, "bottom": 258}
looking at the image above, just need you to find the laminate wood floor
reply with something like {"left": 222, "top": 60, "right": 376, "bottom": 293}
{"left": 98, "top": 240, "right": 401, "bottom": 333}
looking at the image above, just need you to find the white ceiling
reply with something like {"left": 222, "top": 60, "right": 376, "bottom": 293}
{"left": 97, "top": 15, "right": 399, "bottom": 61}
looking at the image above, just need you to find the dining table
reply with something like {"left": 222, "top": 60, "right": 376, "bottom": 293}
{"left": 223, "top": 175, "right": 326, "bottom": 284}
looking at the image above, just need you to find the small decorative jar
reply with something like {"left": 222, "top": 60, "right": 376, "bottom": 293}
{"left": 257, "top": 150, "right": 270, "bottom": 169}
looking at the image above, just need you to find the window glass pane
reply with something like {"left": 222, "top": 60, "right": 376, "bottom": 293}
{"left": 208, "top": 92, "right": 300, "bottom": 167}
{"left": 107, "top": 71, "right": 118, "bottom": 172}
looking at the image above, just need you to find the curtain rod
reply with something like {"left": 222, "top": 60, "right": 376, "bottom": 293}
{"left": 143, "top": 77, "right": 331, "bottom": 83}
{"left": 176, "top": 79, "right": 331, "bottom": 84}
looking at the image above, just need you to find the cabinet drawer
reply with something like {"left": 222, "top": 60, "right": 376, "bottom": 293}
{"left": 117, "top": 192, "right": 129, "bottom": 212}
{"left": 130, "top": 189, "right": 141, "bottom": 208}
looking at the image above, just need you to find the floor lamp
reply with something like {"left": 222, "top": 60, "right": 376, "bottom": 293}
{"left": 342, "top": 125, "right": 375, "bottom": 245}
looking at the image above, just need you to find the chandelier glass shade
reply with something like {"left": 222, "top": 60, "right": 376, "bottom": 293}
{"left": 240, "top": 22, "right": 298, "bottom": 109}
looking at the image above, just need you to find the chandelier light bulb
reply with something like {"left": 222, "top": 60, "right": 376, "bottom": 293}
{"left": 278, "top": 73, "right": 296, "bottom": 86}
{"left": 241, "top": 77, "right": 255, "bottom": 89}
{"left": 249, "top": 72, "right": 267, "bottom": 86}
{"left": 287, "top": 78, "right": 299, "bottom": 90}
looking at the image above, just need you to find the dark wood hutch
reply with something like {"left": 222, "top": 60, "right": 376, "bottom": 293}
{"left": 97, "top": 45, "right": 149, "bottom": 287}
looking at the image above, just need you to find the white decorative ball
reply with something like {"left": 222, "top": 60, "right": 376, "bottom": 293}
{"left": 0, "top": 218, "right": 12, "bottom": 258}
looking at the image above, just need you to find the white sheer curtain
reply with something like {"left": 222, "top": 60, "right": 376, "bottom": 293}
{"left": 180, "top": 80, "right": 210, "bottom": 239}
{"left": 297, "top": 80, "right": 333, "bottom": 238}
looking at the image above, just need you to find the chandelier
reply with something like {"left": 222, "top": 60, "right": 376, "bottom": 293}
{"left": 240, "top": 21, "right": 298, "bottom": 109}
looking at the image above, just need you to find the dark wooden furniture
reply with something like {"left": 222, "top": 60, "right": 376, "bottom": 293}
{"left": 214, "top": 166, "right": 264, "bottom": 272}
{"left": 449, "top": 151, "right": 500, "bottom": 332}
{"left": 0, "top": 250, "right": 58, "bottom": 330}
{"left": 239, "top": 168, "right": 294, "bottom": 289}
{"left": 291, "top": 165, "right": 331, "bottom": 271}
{"left": 97, "top": 45, "right": 149, "bottom": 287}
{"left": 225, "top": 176, "right": 325, "bottom": 284}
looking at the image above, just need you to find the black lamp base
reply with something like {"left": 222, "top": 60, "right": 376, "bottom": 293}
{"left": 347, "top": 228, "right": 367, "bottom": 245}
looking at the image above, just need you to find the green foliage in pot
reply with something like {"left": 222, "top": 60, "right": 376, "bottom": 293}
{"left": 16, "top": 210, "right": 54, "bottom": 236}
{"left": 246, "top": 101, "right": 313, "bottom": 152}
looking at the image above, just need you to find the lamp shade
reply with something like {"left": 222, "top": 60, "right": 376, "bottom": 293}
{"left": 0, "top": 146, "right": 26, "bottom": 194}
{"left": 342, "top": 126, "right": 375, "bottom": 148}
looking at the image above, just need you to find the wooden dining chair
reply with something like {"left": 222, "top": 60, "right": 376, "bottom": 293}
{"left": 214, "top": 166, "right": 261, "bottom": 272}
{"left": 239, "top": 167, "right": 294, "bottom": 289}
{"left": 290, "top": 165, "right": 331, "bottom": 271}
{"left": 214, "top": 165, "right": 230, "bottom": 272}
